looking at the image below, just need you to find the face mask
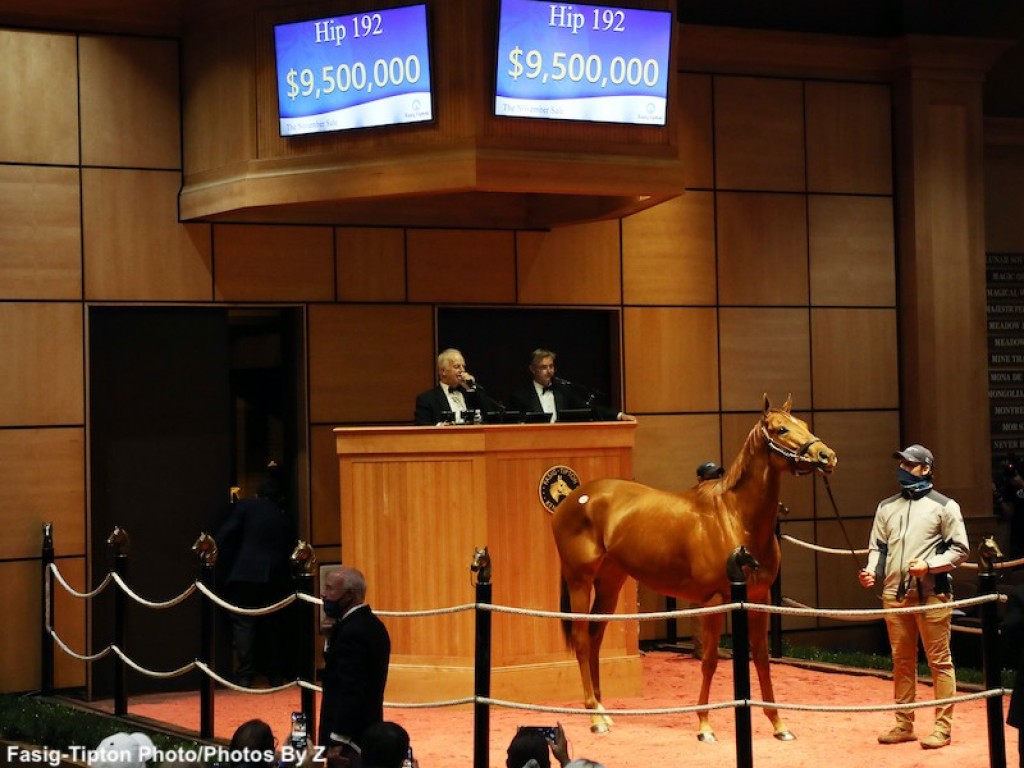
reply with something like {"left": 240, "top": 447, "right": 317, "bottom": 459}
{"left": 323, "top": 598, "right": 343, "bottom": 619}
{"left": 898, "top": 467, "right": 932, "bottom": 496}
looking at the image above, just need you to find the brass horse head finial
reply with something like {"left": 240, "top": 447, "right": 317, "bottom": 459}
{"left": 290, "top": 540, "right": 317, "bottom": 576}
{"left": 470, "top": 546, "right": 492, "bottom": 586}
{"left": 191, "top": 532, "right": 219, "bottom": 566}
{"left": 106, "top": 526, "right": 131, "bottom": 556}
{"left": 726, "top": 545, "right": 760, "bottom": 583}
{"left": 978, "top": 535, "right": 1004, "bottom": 573}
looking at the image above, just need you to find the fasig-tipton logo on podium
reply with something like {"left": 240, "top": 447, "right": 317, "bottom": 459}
{"left": 538, "top": 465, "right": 581, "bottom": 513}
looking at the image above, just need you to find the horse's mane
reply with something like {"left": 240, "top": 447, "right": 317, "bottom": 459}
{"left": 720, "top": 419, "right": 765, "bottom": 491}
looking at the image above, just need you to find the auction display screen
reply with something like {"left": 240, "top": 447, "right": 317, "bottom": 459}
{"left": 273, "top": 4, "right": 433, "bottom": 136}
{"left": 494, "top": 0, "right": 672, "bottom": 126}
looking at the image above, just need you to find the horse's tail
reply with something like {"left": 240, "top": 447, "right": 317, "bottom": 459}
{"left": 560, "top": 577, "right": 574, "bottom": 648}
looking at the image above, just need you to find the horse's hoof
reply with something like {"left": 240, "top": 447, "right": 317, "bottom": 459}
{"left": 697, "top": 732, "right": 717, "bottom": 743}
{"left": 773, "top": 730, "right": 795, "bottom": 741}
{"left": 590, "top": 722, "right": 609, "bottom": 735}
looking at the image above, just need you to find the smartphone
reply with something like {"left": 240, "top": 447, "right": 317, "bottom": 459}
{"left": 518, "top": 725, "right": 559, "bottom": 743}
{"left": 290, "top": 711, "right": 308, "bottom": 751}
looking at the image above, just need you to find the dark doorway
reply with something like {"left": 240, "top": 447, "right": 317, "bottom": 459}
{"left": 88, "top": 306, "right": 303, "bottom": 697}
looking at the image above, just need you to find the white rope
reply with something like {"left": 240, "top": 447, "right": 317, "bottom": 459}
{"left": 110, "top": 572, "right": 196, "bottom": 610}
{"left": 48, "top": 628, "right": 113, "bottom": 662}
{"left": 746, "top": 593, "right": 1000, "bottom": 620}
{"left": 49, "top": 563, "right": 113, "bottom": 599}
{"left": 384, "top": 697, "right": 477, "bottom": 709}
{"left": 748, "top": 688, "right": 1004, "bottom": 713}
{"left": 780, "top": 535, "right": 868, "bottom": 556}
{"left": 961, "top": 555, "right": 1024, "bottom": 572}
{"left": 479, "top": 697, "right": 741, "bottom": 716}
{"left": 193, "top": 661, "right": 298, "bottom": 693}
{"left": 110, "top": 645, "right": 196, "bottom": 679}
{"left": 194, "top": 580, "right": 298, "bottom": 616}
{"left": 779, "top": 533, "right": 1024, "bottom": 572}
{"left": 375, "top": 603, "right": 478, "bottom": 618}
{"left": 481, "top": 602, "right": 738, "bottom": 622}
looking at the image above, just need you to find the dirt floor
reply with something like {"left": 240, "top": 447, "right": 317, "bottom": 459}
{"left": 99, "top": 651, "right": 1017, "bottom": 768}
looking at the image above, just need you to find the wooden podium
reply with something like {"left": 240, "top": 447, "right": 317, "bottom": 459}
{"left": 334, "top": 422, "right": 641, "bottom": 703}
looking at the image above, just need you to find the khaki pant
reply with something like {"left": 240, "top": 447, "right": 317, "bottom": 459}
{"left": 882, "top": 593, "right": 955, "bottom": 736}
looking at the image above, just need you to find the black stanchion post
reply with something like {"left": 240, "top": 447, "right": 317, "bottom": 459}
{"left": 291, "top": 541, "right": 318, "bottom": 744}
{"left": 727, "top": 547, "right": 756, "bottom": 768}
{"left": 41, "top": 522, "right": 55, "bottom": 695}
{"left": 770, "top": 519, "right": 783, "bottom": 658}
{"left": 471, "top": 547, "right": 493, "bottom": 768}
{"left": 108, "top": 527, "right": 131, "bottom": 717}
{"left": 979, "top": 568, "right": 1007, "bottom": 768}
{"left": 194, "top": 533, "right": 218, "bottom": 739}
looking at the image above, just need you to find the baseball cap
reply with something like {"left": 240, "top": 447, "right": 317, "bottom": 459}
{"left": 893, "top": 444, "right": 934, "bottom": 468}
{"left": 696, "top": 461, "right": 724, "bottom": 480}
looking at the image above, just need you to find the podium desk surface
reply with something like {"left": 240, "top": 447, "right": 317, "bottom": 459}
{"left": 334, "top": 421, "right": 636, "bottom": 455}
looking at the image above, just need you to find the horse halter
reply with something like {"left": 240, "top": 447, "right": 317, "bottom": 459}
{"left": 759, "top": 424, "right": 825, "bottom": 471}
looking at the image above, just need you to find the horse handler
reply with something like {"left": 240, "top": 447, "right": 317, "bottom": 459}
{"left": 858, "top": 444, "right": 970, "bottom": 750}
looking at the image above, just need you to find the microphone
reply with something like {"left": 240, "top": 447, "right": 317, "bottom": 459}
{"left": 462, "top": 374, "right": 481, "bottom": 392}
{"left": 553, "top": 377, "right": 574, "bottom": 386}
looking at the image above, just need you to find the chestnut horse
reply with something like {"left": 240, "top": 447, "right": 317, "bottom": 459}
{"left": 551, "top": 395, "right": 837, "bottom": 741}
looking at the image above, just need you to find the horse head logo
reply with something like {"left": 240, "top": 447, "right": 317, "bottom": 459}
{"left": 538, "top": 466, "right": 581, "bottom": 514}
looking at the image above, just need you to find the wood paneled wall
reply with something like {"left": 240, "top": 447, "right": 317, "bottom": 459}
{"left": 0, "top": 19, "right": 1002, "bottom": 692}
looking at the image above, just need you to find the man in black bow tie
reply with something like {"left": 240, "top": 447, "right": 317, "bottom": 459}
{"left": 508, "top": 348, "right": 635, "bottom": 423}
{"left": 414, "top": 348, "right": 499, "bottom": 425}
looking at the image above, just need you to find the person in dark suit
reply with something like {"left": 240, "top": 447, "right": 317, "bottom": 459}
{"left": 507, "top": 348, "right": 635, "bottom": 423}
{"left": 1004, "top": 581, "right": 1024, "bottom": 768}
{"left": 215, "top": 478, "right": 295, "bottom": 686}
{"left": 414, "top": 348, "right": 499, "bottom": 425}
{"left": 318, "top": 566, "right": 391, "bottom": 764}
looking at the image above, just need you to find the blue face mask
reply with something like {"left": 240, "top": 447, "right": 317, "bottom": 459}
{"left": 323, "top": 598, "right": 343, "bottom": 619}
{"left": 898, "top": 467, "right": 932, "bottom": 496}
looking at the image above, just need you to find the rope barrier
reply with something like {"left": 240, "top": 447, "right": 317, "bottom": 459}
{"left": 478, "top": 697, "right": 742, "bottom": 716}
{"left": 748, "top": 688, "right": 1005, "bottom": 713}
{"left": 746, "top": 592, "right": 1001, "bottom": 620}
{"left": 375, "top": 603, "right": 477, "bottom": 618}
{"left": 193, "top": 580, "right": 297, "bottom": 616}
{"left": 780, "top": 535, "right": 868, "bottom": 556}
{"left": 47, "top": 628, "right": 113, "bottom": 663}
{"left": 110, "top": 645, "right": 197, "bottom": 679}
{"left": 110, "top": 571, "right": 197, "bottom": 610}
{"left": 481, "top": 601, "right": 737, "bottom": 621}
{"left": 42, "top": 559, "right": 1015, "bottom": 750}
{"left": 48, "top": 563, "right": 113, "bottom": 599}
{"left": 779, "top": 532, "right": 1024, "bottom": 571}
{"left": 44, "top": 562, "right": 1005, "bottom": 625}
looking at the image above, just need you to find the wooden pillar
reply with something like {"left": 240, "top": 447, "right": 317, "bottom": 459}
{"left": 891, "top": 35, "right": 1012, "bottom": 516}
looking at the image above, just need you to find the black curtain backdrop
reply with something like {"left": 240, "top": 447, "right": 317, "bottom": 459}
{"left": 437, "top": 307, "right": 621, "bottom": 411}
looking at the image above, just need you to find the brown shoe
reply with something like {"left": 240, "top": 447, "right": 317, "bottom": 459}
{"left": 878, "top": 727, "right": 917, "bottom": 744}
{"left": 920, "top": 732, "right": 951, "bottom": 749}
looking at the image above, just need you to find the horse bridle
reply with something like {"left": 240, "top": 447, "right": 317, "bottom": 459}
{"left": 759, "top": 424, "right": 825, "bottom": 470}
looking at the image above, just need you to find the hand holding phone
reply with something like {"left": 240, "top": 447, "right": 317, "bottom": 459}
{"left": 290, "top": 711, "right": 308, "bottom": 752}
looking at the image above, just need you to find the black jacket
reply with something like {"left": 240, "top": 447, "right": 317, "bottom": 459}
{"left": 414, "top": 385, "right": 499, "bottom": 425}
{"left": 319, "top": 605, "right": 391, "bottom": 745}
{"left": 508, "top": 381, "right": 620, "bottom": 421}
